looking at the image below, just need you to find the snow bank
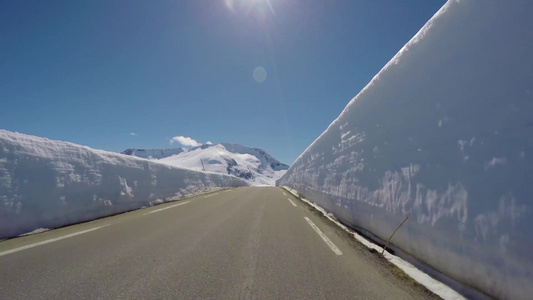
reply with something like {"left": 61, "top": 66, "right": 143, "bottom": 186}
{"left": 277, "top": 1, "right": 533, "bottom": 299}
{"left": 0, "top": 130, "right": 248, "bottom": 239}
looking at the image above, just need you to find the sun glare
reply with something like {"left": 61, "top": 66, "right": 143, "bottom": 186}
{"left": 224, "top": 0, "right": 276, "bottom": 17}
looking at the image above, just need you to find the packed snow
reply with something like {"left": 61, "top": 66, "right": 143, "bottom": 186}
{"left": 277, "top": 1, "right": 533, "bottom": 299}
{"left": 123, "top": 143, "right": 289, "bottom": 186}
{"left": 0, "top": 130, "right": 248, "bottom": 239}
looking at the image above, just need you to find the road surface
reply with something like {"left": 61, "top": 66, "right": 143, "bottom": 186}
{"left": 0, "top": 187, "right": 436, "bottom": 299}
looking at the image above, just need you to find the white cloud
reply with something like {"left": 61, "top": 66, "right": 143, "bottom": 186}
{"left": 129, "top": 133, "right": 137, "bottom": 136}
{"left": 169, "top": 136, "right": 202, "bottom": 147}
{"left": 206, "top": 141, "right": 213, "bottom": 145}
{"left": 484, "top": 157, "right": 507, "bottom": 170}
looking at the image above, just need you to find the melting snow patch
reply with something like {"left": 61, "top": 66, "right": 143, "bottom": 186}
{"left": 19, "top": 228, "right": 50, "bottom": 237}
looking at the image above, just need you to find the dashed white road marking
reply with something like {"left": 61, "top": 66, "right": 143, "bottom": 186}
{"left": 204, "top": 193, "right": 219, "bottom": 198}
{"left": 0, "top": 225, "right": 108, "bottom": 257}
{"left": 304, "top": 217, "right": 343, "bottom": 255}
{"left": 287, "top": 198, "right": 297, "bottom": 207}
{"left": 282, "top": 192, "right": 287, "bottom": 196}
{"left": 143, "top": 201, "right": 190, "bottom": 215}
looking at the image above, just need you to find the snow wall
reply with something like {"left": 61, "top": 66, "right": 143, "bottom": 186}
{"left": 0, "top": 130, "right": 248, "bottom": 239}
{"left": 277, "top": 1, "right": 532, "bottom": 299}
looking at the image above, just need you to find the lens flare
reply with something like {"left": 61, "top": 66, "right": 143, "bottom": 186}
{"left": 253, "top": 67, "right": 267, "bottom": 83}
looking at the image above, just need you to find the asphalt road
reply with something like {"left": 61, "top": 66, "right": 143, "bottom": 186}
{"left": 0, "top": 187, "right": 436, "bottom": 299}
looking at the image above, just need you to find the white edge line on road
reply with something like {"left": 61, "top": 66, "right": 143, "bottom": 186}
{"left": 204, "top": 193, "right": 219, "bottom": 198}
{"left": 143, "top": 201, "right": 190, "bottom": 215}
{"left": 287, "top": 198, "right": 297, "bottom": 207}
{"left": 0, "top": 225, "right": 109, "bottom": 257}
{"left": 304, "top": 217, "right": 343, "bottom": 255}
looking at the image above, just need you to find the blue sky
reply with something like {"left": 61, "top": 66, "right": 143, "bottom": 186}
{"left": 0, "top": 0, "right": 445, "bottom": 164}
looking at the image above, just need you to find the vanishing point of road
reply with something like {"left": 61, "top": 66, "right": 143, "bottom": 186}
{"left": 0, "top": 187, "right": 436, "bottom": 299}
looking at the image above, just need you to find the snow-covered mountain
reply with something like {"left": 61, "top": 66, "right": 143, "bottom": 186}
{"left": 122, "top": 143, "right": 289, "bottom": 186}
{"left": 0, "top": 130, "right": 247, "bottom": 239}
{"left": 277, "top": 1, "right": 532, "bottom": 299}
{"left": 121, "top": 148, "right": 185, "bottom": 159}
